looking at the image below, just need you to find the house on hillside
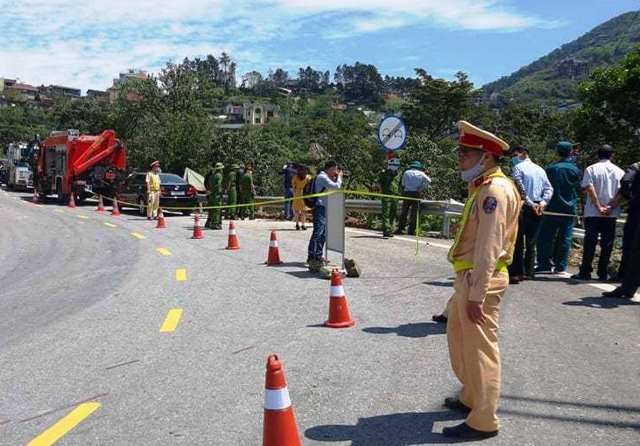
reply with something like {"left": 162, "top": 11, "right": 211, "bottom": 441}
{"left": 220, "top": 102, "right": 280, "bottom": 126}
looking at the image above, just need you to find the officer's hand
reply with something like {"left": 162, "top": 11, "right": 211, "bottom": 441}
{"left": 466, "top": 302, "right": 486, "bottom": 325}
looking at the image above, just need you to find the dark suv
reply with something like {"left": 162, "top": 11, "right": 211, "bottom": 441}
{"left": 119, "top": 172, "right": 199, "bottom": 215}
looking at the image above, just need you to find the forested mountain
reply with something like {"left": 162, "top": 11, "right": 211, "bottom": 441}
{"left": 482, "top": 11, "right": 640, "bottom": 106}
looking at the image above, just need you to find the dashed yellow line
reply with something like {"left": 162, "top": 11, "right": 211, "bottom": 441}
{"left": 77, "top": 215, "right": 89, "bottom": 220}
{"left": 160, "top": 308, "right": 183, "bottom": 333}
{"left": 130, "top": 232, "right": 146, "bottom": 240}
{"left": 104, "top": 222, "right": 117, "bottom": 228}
{"left": 26, "top": 402, "right": 101, "bottom": 446}
{"left": 175, "top": 268, "right": 187, "bottom": 281}
{"left": 157, "top": 248, "right": 172, "bottom": 257}
{"left": 54, "top": 209, "right": 65, "bottom": 214}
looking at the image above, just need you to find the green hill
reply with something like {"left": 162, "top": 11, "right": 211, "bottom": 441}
{"left": 482, "top": 11, "right": 640, "bottom": 106}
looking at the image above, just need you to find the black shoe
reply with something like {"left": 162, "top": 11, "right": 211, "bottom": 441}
{"left": 432, "top": 314, "right": 448, "bottom": 324}
{"left": 571, "top": 273, "right": 591, "bottom": 281}
{"left": 301, "top": 225, "right": 307, "bottom": 231}
{"left": 296, "top": 224, "right": 300, "bottom": 230}
{"left": 509, "top": 276, "right": 520, "bottom": 285}
{"left": 442, "top": 422, "right": 498, "bottom": 440}
{"left": 602, "top": 288, "right": 634, "bottom": 298}
{"left": 444, "top": 398, "right": 471, "bottom": 414}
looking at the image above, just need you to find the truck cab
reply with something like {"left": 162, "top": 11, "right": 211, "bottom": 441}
{"left": 6, "top": 143, "right": 34, "bottom": 191}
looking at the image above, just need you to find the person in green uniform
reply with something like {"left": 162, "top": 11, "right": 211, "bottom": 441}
{"left": 205, "top": 162, "right": 224, "bottom": 229}
{"left": 380, "top": 157, "right": 401, "bottom": 238}
{"left": 225, "top": 164, "right": 239, "bottom": 220}
{"left": 238, "top": 162, "right": 256, "bottom": 220}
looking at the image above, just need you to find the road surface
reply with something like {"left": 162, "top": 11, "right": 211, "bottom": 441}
{"left": 0, "top": 187, "right": 638, "bottom": 445}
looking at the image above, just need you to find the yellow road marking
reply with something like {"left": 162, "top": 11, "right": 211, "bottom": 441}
{"left": 157, "top": 248, "right": 172, "bottom": 257}
{"left": 131, "top": 232, "right": 146, "bottom": 240}
{"left": 26, "top": 402, "right": 101, "bottom": 446}
{"left": 160, "top": 308, "right": 183, "bottom": 333}
{"left": 54, "top": 209, "right": 65, "bottom": 214}
{"left": 175, "top": 268, "right": 187, "bottom": 281}
{"left": 78, "top": 215, "right": 89, "bottom": 220}
{"left": 104, "top": 222, "right": 117, "bottom": 228}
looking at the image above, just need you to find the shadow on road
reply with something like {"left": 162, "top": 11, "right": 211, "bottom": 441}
{"left": 501, "top": 394, "right": 640, "bottom": 414}
{"left": 362, "top": 322, "right": 446, "bottom": 338}
{"left": 305, "top": 410, "right": 465, "bottom": 445}
{"left": 424, "top": 280, "right": 454, "bottom": 287}
{"left": 562, "top": 296, "right": 640, "bottom": 309}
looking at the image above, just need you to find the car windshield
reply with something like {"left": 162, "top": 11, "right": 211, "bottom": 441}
{"left": 160, "top": 173, "right": 185, "bottom": 184}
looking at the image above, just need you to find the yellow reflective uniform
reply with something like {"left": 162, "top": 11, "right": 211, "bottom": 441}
{"left": 446, "top": 167, "right": 521, "bottom": 432}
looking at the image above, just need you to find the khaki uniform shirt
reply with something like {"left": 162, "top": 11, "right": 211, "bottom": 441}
{"left": 449, "top": 167, "right": 521, "bottom": 303}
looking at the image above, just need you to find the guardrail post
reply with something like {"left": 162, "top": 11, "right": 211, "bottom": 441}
{"left": 442, "top": 211, "right": 451, "bottom": 239}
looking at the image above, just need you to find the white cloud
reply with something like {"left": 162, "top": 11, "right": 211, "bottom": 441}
{"left": 0, "top": 0, "right": 558, "bottom": 91}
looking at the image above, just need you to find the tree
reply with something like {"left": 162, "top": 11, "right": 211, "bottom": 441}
{"left": 268, "top": 68, "right": 289, "bottom": 87}
{"left": 334, "top": 62, "right": 384, "bottom": 106}
{"left": 241, "top": 71, "right": 264, "bottom": 89}
{"left": 573, "top": 46, "right": 640, "bottom": 165}
{"left": 402, "top": 69, "right": 476, "bottom": 140}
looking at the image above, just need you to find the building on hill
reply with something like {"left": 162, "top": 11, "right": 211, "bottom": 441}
{"left": 86, "top": 89, "right": 109, "bottom": 102}
{"left": 555, "top": 58, "right": 591, "bottom": 80}
{"left": 107, "top": 69, "right": 149, "bottom": 103}
{"left": 43, "top": 85, "right": 81, "bottom": 98}
{"left": 220, "top": 102, "right": 279, "bottom": 126}
{"left": 0, "top": 78, "right": 17, "bottom": 93}
{"left": 6, "top": 82, "right": 39, "bottom": 101}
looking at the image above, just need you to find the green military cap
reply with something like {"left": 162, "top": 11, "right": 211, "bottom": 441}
{"left": 214, "top": 162, "right": 225, "bottom": 170}
{"left": 408, "top": 161, "right": 423, "bottom": 170}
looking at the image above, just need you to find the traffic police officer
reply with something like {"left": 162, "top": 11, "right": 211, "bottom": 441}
{"left": 239, "top": 162, "right": 256, "bottom": 220}
{"left": 205, "top": 162, "right": 224, "bottom": 230}
{"left": 442, "top": 121, "right": 520, "bottom": 440}
{"left": 379, "top": 158, "right": 401, "bottom": 237}
{"left": 225, "top": 164, "right": 239, "bottom": 220}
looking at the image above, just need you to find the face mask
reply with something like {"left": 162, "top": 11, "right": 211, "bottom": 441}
{"left": 461, "top": 156, "right": 486, "bottom": 183}
{"left": 511, "top": 156, "right": 524, "bottom": 167}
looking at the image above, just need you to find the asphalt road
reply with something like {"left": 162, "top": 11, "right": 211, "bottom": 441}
{"left": 0, "top": 187, "right": 638, "bottom": 445}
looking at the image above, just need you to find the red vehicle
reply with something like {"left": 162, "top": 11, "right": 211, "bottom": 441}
{"left": 36, "top": 129, "right": 127, "bottom": 204}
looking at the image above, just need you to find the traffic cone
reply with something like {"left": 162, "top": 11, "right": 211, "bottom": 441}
{"left": 111, "top": 197, "right": 121, "bottom": 217}
{"left": 263, "top": 354, "right": 301, "bottom": 446}
{"left": 156, "top": 208, "right": 167, "bottom": 229}
{"left": 266, "top": 231, "right": 283, "bottom": 266}
{"left": 325, "top": 269, "right": 355, "bottom": 328}
{"left": 96, "top": 194, "right": 105, "bottom": 212}
{"left": 68, "top": 193, "right": 76, "bottom": 208}
{"left": 226, "top": 221, "right": 240, "bottom": 250}
{"left": 192, "top": 214, "right": 204, "bottom": 239}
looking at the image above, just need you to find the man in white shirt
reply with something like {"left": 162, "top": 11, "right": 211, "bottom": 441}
{"left": 572, "top": 145, "right": 624, "bottom": 281}
{"left": 396, "top": 161, "right": 431, "bottom": 236}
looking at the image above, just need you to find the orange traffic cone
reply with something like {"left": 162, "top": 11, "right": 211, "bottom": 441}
{"left": 68, "top": 193, "right": 76, "bottom": 208}
{"left": 263, "top": 354, "right": 301, "bottom": 446}
{"left": 111, "top": 197, "right": 121, "bottom": 217}
{"left": 96, "top": 194, "right": 105, "bottom": 212}
{"left": 226, "top": 221, "right": 240, "bottom": 250}
{"left": 156, "top": 208, "right": 167, "bottom": 229}
{"left": 266, "top": 231, "right": 283, "bottom": 266}
{"left": 192, "top": 214, "right": 204, "bottom": 239}
{"left": 325, "top": 269, "right": 355, "bottom": 328}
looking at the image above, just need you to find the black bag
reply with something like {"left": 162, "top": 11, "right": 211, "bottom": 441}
{"left": 303, "top": 176, "right": 317, "bottom": 208}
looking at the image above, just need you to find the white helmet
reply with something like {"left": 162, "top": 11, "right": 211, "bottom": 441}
{"left": 387, "top": 158, "right": 401, "bottom": 171}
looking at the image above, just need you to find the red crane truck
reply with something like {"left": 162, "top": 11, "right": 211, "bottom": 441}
{"left": 36, "top": 129, "right": 127, "bottom": 204}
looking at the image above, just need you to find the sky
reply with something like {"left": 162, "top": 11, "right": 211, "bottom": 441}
{"left": 0, "top": 0, "right": 638, "bottom": 93}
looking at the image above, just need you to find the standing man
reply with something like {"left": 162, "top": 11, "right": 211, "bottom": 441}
{"left": 205, "top": 162, "right": 224, "bottom": 230}
{"left": 225, "top": 164, "right": 239, "bottom": 220}
{"left": 146, "top": 160, "right": 161, "bottom": 220}
{"left": 396, "top": 161, "right": 431, "bottom": 236}
{"left": 307, "top": 159, "right": 343, "bottom": 272}
{"left": 536, "top": 142, "right": 582, "bottom": 274}
{"left": 508, "top": 146, "right": 553, "bottom": 282}
{"left": 572, "top": 145, "right": 624, "bottom": 282}
{"left": 613, "top": 161, "right": 640, "bottom": 280}
{"left": 238, "top": 162, "right": 256, "bottom": 220}
{"left": 442, "top": 121, "right": 520, "bottom": 440}
{"left": 281, "top": 162, "right": 297, "bottom": 220}
{"left": 379, "top": 158, "right": 401, "bottom": 238}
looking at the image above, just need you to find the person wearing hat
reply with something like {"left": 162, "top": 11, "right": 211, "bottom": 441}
{"left": 146, "top": 160, "right": 161, "bottom": 220}
{"left": 205, "top": 162, "right": 224, "bottom": 230}
{"left": 536, "top": 142, "right": 582, "bottom": 275}
{"left": 396, "top": 160, "right": 431, "bottom": 236}
{"left": 572, "top": 144, "right": 624, "bottom": 282}
{"left": 508, "top": 146, "right": 553, "bottom": 282}
{"left": 379, "top": 158, "right": 401, "bottom": 237}
{"left": 225, "top": 164, "right": 239, "bottom": 220}
{"left": 238, "top": 162, "right": 256, "bottom": 220}
{"left": 441, "top": 121, "right": 520, "bottom": 440}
